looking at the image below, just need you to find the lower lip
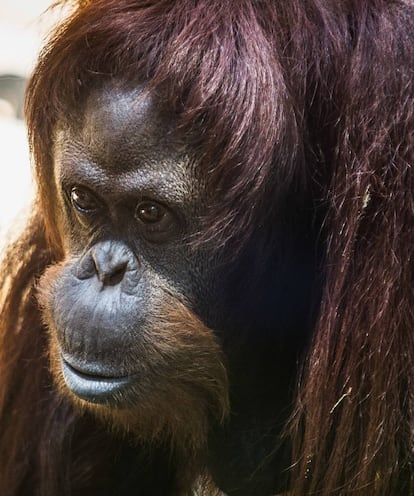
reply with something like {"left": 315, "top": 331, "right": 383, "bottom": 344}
{"left": 61, "top": 359, "right": 132, "bottom": 404}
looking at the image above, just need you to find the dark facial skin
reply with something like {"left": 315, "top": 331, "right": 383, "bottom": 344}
{"left": 47, "top": 85, "right": 214, "bottom": 399}
{"left": 55, "top": 84, "right": 209, "bottom": 297}
{"left": 39, "top": 82, "right": 318, "bottom": 495}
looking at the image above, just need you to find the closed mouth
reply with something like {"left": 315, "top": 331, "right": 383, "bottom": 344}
{"left": 61, "top": 357, "right": 133, "bottom": 404}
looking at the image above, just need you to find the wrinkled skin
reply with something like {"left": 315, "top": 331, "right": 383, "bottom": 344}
{"left": 38, "top": 82, "right": 318, "bottom": 495}
{"left": 46, "top": 84, "right": 212, "bottom": 386}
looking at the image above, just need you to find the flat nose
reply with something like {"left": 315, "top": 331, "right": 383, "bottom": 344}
{"left": 76, "top": 241, "right": 140, "bottom": 289}
{"left": 92, "top": 243, "right": 130, "bottom": 286}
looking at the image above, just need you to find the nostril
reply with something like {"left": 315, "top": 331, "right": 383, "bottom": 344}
{"left": 75, "top": 252, "right": 97, "bottom": 280}
{"left": 102, "top": 263, "right": 127, "bottom": 287}
{"left": 77, "top": 241, "right": 139, "bottom": 287}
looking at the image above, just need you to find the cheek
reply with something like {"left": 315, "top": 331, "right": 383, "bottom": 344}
{"left": 38, "top": 261, "right": 149, "bottom": 365}
{"left": 37, "top": 261, "right": 229, "bottom": 450}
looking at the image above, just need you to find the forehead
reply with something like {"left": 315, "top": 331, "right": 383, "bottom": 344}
{"left": 52, "top": 82, "right": 205, "bottom": 207}
{"left": 66, "top": 82, "right": 185, "bottom": 171}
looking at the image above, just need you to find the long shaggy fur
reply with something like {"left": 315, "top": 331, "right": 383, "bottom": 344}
{"left": 1, "top": 0, "right": 414, "bottom": 494}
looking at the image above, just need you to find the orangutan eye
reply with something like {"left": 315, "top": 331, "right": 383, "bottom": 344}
{"left": 134, "top": 200, "right": 179, "bottom": 242}
{"left": 135, "top": 201, "right": 166, "bottom": 224}
{"left": 70, "top": 186, "right": 100, "bottom": 213}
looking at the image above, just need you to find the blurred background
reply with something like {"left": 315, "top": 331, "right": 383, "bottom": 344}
{"left": 0, "top": 0, "right": 62, "bottom": 243}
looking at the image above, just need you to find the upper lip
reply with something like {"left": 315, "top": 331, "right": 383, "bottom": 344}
{"left": 60, "top": 356, "right": 134, "bottom": 405}
{"left": 61, "top": 356, "right": 131, "bottom": 380}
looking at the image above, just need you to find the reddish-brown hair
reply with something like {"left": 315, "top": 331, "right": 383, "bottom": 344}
{"left": 1, "top": 0, "right": 414, "bottom": 494}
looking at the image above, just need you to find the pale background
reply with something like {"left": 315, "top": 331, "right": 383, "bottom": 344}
{"left": 0, "top": 0, "right": 62, "bottom": 244}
